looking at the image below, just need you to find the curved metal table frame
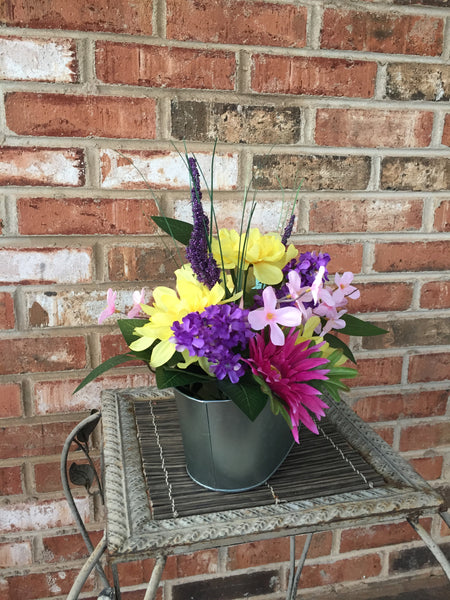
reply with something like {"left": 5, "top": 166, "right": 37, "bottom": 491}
{"left": 62, "top": 387, "right": 450, "bottom": 599}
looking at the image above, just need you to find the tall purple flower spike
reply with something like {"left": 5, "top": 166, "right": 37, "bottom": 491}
{"left": 281, "top": 213, "right": 295, "bottom": 247}
{"left": 185, "top": 157, "right": 220, "bottom": 289}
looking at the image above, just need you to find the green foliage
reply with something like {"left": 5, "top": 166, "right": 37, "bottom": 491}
{"left": 73, "top": 354, "right": 141, "bottom": 394}
{"left": 151, "top": 216, "right": 193, "bottom": 246}
{"left": 216, "top": 372, "right": 268, "bottom": 421}
{"left": 324, "top": 333, "right": 356, "bottom": 363}
{"left": 340, "top": 314, "right": 388, "bottom": 336}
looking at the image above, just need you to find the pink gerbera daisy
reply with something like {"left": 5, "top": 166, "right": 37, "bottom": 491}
{"left": 245, "top": 330, "right": 330, "bottom": 442}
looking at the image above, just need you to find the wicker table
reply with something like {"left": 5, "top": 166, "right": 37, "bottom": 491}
{"left": 65, "top": 387, "right": 450, "bottom": 599}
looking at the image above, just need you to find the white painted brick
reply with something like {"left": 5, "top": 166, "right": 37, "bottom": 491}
{"left": 0, "top": 148, "right": 84, "bottom": 187}
{"left": 0, "top": 541, "right": 33, "bottom": 568}
{"left": 0, "top": 498, "right": 89, "bottom": 533}
{"left": 101, "top": 150, "right": 238, "bottom": 190}
{"left": 0, "top": 37, "right": 77, "bottom": 82}
{"left": 0, "top": 248, "right": 92, "bottom": 284}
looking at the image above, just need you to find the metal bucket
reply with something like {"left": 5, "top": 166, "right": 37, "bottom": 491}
{"left": 173, "top": 387, "right": 294, "bottom": 492}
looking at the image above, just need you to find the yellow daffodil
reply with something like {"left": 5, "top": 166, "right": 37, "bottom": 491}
{"left": 129, "top": 264, "right": 226, "bottom": 368}
{"left": 211, "top": 228, "right": 297, "bottom": 285}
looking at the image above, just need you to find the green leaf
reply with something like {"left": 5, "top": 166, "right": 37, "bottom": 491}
{"left": 340, "top": 314, "right": 388, "bottom": 337}
{"left": 73, "top": 354, "right": 141, "bottom": 394}
{"left": 117, "top": 319, "right": 153, "bottom": 361}
{"left": 155, "top": 366, "right": 210, "bottom": 389}
{"left": 217, "top": 372, "right": 267, "bottom": 421}
{"left": 324, "top": 333, "right": 356, "bottom": 363}
{"left": 151, "top": 216, "right": 193, "bottom": 245}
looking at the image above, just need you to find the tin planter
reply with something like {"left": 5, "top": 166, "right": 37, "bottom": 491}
{"left": 173, "top": 386, "right": 294, "bottom": 492}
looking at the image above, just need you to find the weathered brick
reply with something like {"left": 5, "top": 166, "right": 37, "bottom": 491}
{"left": 108, "top": 246, "right": 177, "bottom": 282}
{"left": 362, "top": 316, "right": 450, "bottom": 349}
{"left": 0, "top": 291, "right": 15, "bottom": 329}
{"left": 294, "top": 243, "right": 364, "bottom": 275}
{"left": 171, "top": 101, "right": 301, "bottom": 144}
{"left": 340, "top": 519, "right": 431, "bottom": 553}
{"left": 381, "top": 157, "right": 450, "bottom": 191}
{"left": 96, "top": 42, "right": 235, "bottom": 91}
{"left": 43, "top": 531, "right": 103, "bottom": 563}
{"left": 0, "top": 541, "right": 32, "bottom": 568}
{"left": 100, "top": 333, "right": 141, "bottom": 364}
{"left": 408, "top": 352, "right": 450, "bottom": 383}
{"left": 0, "top": 37, "right": 77, "bottom": 82}
{"left": 0, "top": 383, "right": 22, "bottom": 418}
{"left": 172, "top": 570, "right": 279, "bottom": 600}
{"left": 409, "top": 455, "right": 443, "bottom": 480}
{"left": 34, "top": 461, "right": 66, "bottom": 493}
{"left": 372, "top": 425, "right": 395, "bottom": 446}
{"left": 0, "top": 336, "right": 86, "bottom": 375}
{"left": 0, "top": 0, "right": 153, "bottom": 34}
{"left": 100, "top": 149, "right": 238, "bottom": 190}
{"left": 0, "top": 466, "right": 23, "bottom": 496}
{"left": 4, "top": 568, "right": 94, "bottom": 600}
{"left": 420, "top": 280, "right": 450, "bottom": 308}
{"left": 252, "top": 55, "right": 376, "bottom": 97}
{"left": 347, "top": 356, "right": 403, "bottom": 387}
{"left": 443, "top": 114, "right": 450, "bottom": 146}
{"left": 167, "top": 0, "right": 307, "bottom": 47}
{"left": 321, "top": 9, "right": 444, "bottom": 55}
{"left": 373, "top": 241, "right": 449, "bottom": 272}
{"left": 0, "top": 247, "right": 92, "bottom": 284}
{"left": 351, "top": 282, "right": 413, "bottom": 313}
{"left": 389, "top": 542, "right": 450, "bottom": 574}
{"left": 253, "top": 155, "right": 371, "bottom": 191}
{"left": 6, "top": 93, "right": 156, "bottom": 139}
{"left": 18, "top": 197, "right": 158, "bottom": 235}
{"left": 0, "top": 420, "right": 81, "bottom": 459}
{"left": 434, "top": 199, "right": 450, "bottom": 231}
{"left": 227, "top": 532, "right": 332, "bottom": 570}
{"left": 0, "top": 147, "right": 85, "bottom": 187}
{"left": 352, "top": 390, "right": 448, "bottom": 422}
{"left": 315, "top": 109, "right": 433, "bottom": 148}
{"left": 34, "top": 373, "right": 153, "bottom": 414}
{"left": 386, "top": 63, "right": 450, "bottom": 101}
{"left": 301, "top": 553, "right": 382, "bottom": 588}
{"left": 309, "top": 198, "right": 422, "bottom": 233}
{"left": 0, "top": 498, "right": 89, "bottom": 533}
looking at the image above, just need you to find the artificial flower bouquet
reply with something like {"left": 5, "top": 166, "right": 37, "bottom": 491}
{"left": 76, "top": 154, "right": 385, "bottom": 443}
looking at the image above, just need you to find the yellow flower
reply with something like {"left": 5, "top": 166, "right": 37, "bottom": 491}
{"left": 129, "top": 264, "right": 226, "bottom": 367}
{"left": 211, "top": 228, "right": 297, "bottom": 285}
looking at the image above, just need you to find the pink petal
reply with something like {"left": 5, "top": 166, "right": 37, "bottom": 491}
{"left": 275, "top": 306, "right": 302, "bottom": 327}
{"left": 269, "top": 322, "right": 285, "bottom": 346}
{"left": 248, "top": 308, "right": 268, "bottom": 330}
{"left": 262, "top": 286, "right": 277, "bottom": 311}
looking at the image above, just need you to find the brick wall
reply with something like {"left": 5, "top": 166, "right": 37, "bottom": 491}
{"left": 0, "top": 0, "right": 449, "bottom": 598}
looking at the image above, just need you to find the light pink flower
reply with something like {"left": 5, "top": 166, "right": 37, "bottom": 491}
{"left": 335, "top": 272, "right": 360, "bottom": 303}
{"left": 248, "top": 286, "right": 302, "bottom": 345}
{"left": 127, "top": 288, "right": 146, "bottom": 318}
{"left": 98, "top": 288, "right": 117, "bottom": 324}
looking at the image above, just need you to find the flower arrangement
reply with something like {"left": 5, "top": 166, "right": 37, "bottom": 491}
{"left": 77, "top": 153, "right": 385, "bottom": 443}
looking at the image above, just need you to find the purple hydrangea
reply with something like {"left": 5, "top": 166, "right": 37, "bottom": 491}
{"left": 281, "top": 251, "right": 331, "bottom": 308}
{"left": 171, "top": 303, "right": 253, "bottom": 384}
{"left": 185, "top": 157, "right": 220, "bottom": 289}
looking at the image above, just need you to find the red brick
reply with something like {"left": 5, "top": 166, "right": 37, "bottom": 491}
{"left": 351, "top": 282, "right": 413, "bottom": 313}
{"left": 18, "top": 197, "right": 159, "bottom": 235}
{"left": 408, "top": 352, "right": 450, "bottom": 383}
{"left": 0, "top": 466, "right": 23, "bottom": 496}
{"left": 347, "top": 356, "right": 403, "bottom": 387}
{"left": 301, "top": 553, "right": 382, "bottom": 588}
{"left": 4, "top": 568, "right": 94, "bottom": 600}
{"left": 0, "top": 336, "right": 86, "bottom": 375}
{"left": 0, "top": 247, "right": 92, "bottom": 284}
{"left": 0, "top": 541, "right": 32, "bottom": 568}
{"left": 315, "top": 109, "right": 433, "bottom": 148}
{"left": 372, "top": 425, "right": 395, "bottom": 446}
{"left": 0, "top": 420, "right": 80, "bottom": 459}
{"left": 352, "top": 390, "right": 448, "bottom": 422}
{"left": 34, "top": 461, "right": 65, "bottom": 493}
{"left": 96, "top": 42, "right": 236, "bottom": 91}
{"left": 108, "top": 246, "right": 177, "bottom": 282}
{"left": 0, "top": 291, "right": 15, "bottom": 328}
{"left": 434, "top": 199, "right": 450, "bottom": 232}
{"left": 166, "top": 0, "right": 307, "bottom": 47}
{"left": 0, "top": 0, "right": 153, "bottom": 35}
{"left": 0, "top": 36, "right": 77, "bottom": 83}
{"left": 321, "top": 9, "right": 444, "bottom": 55}
{"left": 409, "top": 455, "right": 443, "bottom": 480}
{"left": 420, "top": 280, "right": 450, "bottom": 309}
{"left": 294, "top": 243, "right": 363, "bottom": 275}
{"left": 442, "top": 114, "right": 450, "bottom": 146}
{"left": 0, "top": 147, "right": 85, "bottom": 187}
{"left": 374, "top": 241, "right": 450, "bottom": 272}
{"left": 43, "top": 531, "right": 103, "bottom": 563}
{"left": 6, "top": 93, "right": 156, "bottom": 139}
{"left": 309, "top": 198, "right": 422, "bottom": 233}
{"left": 340, "top": 519, "right": 432, "bottom": 552}
{"left": 100, "top": 333, "right": 143, "bottom": 365}
{"left": 0, "top": 383, "right": 22, "bottom": 418}
{"left": 227, "top": 532, "right": 332, "bottom": 570}
{"left": 400, "top": 421, "right": 450, "bottom": 451}
{"left": 252, "top": 55, "right": 376, "bottom": 97}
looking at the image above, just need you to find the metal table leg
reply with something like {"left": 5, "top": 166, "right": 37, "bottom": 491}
{"left": 143, "top": 555, "right": 167, "bottom": 600}
{"left": 408, "top": 518, "right": 450, "bottom": 581}
{"left": 286, "top": 533, "right": 313, "bottom": 600}
{"left": 67, "top": 535, "right": 108, "bottom": 600}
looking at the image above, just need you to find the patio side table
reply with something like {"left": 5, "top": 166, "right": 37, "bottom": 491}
{"left": 63, "top": 387, "right": 450, "bottom": 599}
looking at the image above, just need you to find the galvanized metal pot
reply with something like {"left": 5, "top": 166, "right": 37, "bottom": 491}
{"left": 173, "top": 387, "right": 294, "bottom": 492}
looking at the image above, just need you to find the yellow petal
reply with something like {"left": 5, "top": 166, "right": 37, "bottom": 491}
{"left": 253, "top": 262, "right": 283, "bottom": 285}
{"left": 150, "top": 339, "right": 176, "bottom": 368}
{"left": 129, "top": 336, "right": 155, "bottom": 351}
